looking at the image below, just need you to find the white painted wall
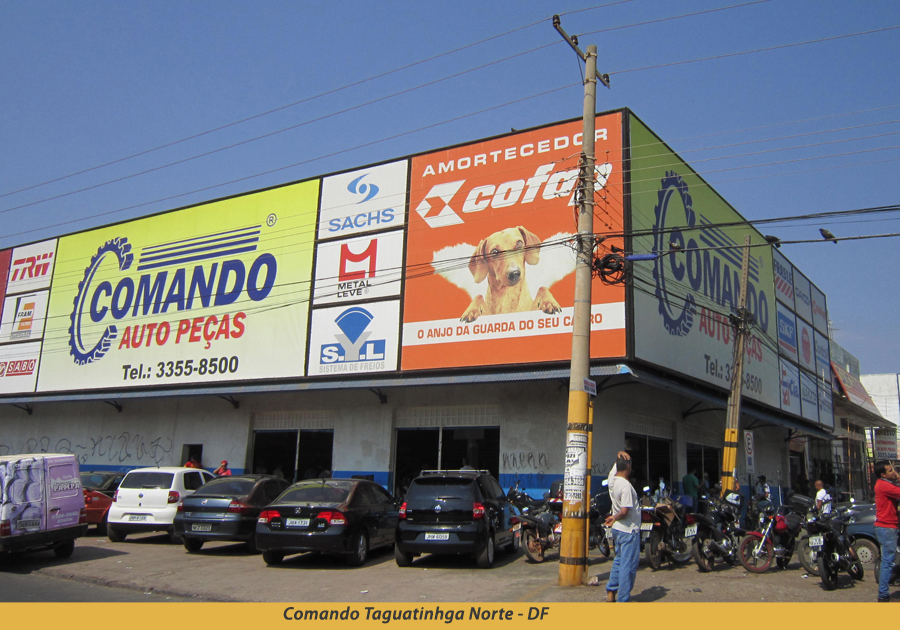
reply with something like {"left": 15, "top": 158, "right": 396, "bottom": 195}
{"left": 860, "top": 373, "right": 900, "bottom": 426}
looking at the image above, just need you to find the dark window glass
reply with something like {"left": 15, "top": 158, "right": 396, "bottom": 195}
{"left": 372, "top": 485, "right": 394, "bottom": 505}
{"left": 183, "top": 471, "right": 203, "bottom": 490}
{"left": 279, "top": 481, "right": 353, "bottom": 504}
{"left": 193, "top": 478, "right": 256, "bottom": 496}
{"left": 121, "top": 472, "right": 174, "bottom": 489}
{"left": 406, "top": 478, "right": 476, "bottom": 501}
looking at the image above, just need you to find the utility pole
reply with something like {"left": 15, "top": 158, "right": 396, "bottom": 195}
{"left": 721, "top": 235, "right": 752, "bottom": 496}
{"left": 553, "top": 15, "right": 610, "bottom": 587}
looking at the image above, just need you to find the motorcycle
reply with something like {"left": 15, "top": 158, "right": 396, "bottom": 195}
{"left": 691, "top": 490, "right": 745, "bottom": 571}
{"left": 804, "top": 510, "right": 864, "bottom": 589}
{"left": 640, "top": 485, "right": 696, "bottom": 570}
{"left": 739, "top": 493, "right": 812, "bottom": 573}
{"left": 799, "top": 502, "right": 869, "bottom": 577}
{"left": 507, "top": 480, "right": 563, "bottom": 563}
{"left": 588, "top": 480, "right": 612, "bottom": 558}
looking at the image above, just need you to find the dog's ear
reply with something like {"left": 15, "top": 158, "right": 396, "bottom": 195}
{"left": 518, "top": 226, "right": 542, "bottom": 265}
{"left": 469, "top": 239, "right": 488, "bottom": 283}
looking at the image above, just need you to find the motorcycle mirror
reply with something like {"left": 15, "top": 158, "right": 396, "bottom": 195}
{"left": 601, "top": 479, "right": 609, "bottom": 487}
{"left": 642, "top": 486, "right": 651, "bottom": 493}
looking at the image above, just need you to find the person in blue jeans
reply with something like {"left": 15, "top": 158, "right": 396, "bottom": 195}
{"left": 604, "top": 451, "right": 640, "bottom": 602}
{"left": 873, "top": 460, "right": 900, "bottom": 602}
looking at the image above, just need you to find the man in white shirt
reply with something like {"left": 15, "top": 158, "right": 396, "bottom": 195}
{"left": 755, "top": 476, "right": 771, "bottom": 501}
{"left": 604, "top": 451, "right": 641, "bottom": 602}
{"left": 815, "top": 479, "right": 832, "bottom": 515}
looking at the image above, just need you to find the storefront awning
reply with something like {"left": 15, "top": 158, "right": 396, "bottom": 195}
{"left": 831, "top": 362, "right": 893, "bottom": 428}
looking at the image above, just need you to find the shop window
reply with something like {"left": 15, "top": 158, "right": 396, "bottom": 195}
{"left": 394, "top": 426, "right": 499, "bottom": 497}
{"left": 625, "top": 433, "right": 672, "bottom": 495}
{"left": 686, "top": 442, "right": 721, "bottom": 487}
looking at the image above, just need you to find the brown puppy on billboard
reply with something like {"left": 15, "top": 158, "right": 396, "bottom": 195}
{"left": 460, "top": 226, "right": 562, "bottom": 322}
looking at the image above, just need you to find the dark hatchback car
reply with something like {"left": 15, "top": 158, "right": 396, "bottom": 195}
{"left": 81, "top": 471, "right": 126, "bottom": 534}
{"left": 256, "top": 478, "right": 399, "bottom": 567}
{"left": 174, "top": 475, "right": 290, "bottom": 552}
{"left": 395, "top": 470, "right": 518, "bottom": 569}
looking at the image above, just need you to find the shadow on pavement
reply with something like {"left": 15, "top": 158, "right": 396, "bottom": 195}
{"left": 0, "top": 544, "right": 128, "bottom": 574}
{"left": 268, "top": 544, "right": 398, "bottom": 570}
{"left": 632, "top": 585, "right": 670, "bottom": 602}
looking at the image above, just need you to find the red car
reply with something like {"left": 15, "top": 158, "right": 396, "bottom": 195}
{"left": 81, "top": 471, "right": 126, "bottom": 534}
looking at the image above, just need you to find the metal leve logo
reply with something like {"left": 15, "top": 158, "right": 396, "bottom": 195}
{"left": 319, "top": 307, "right": 385, "bottom": 365}
{"left": 347, "top": 174, "right": 379, "bottom": 203}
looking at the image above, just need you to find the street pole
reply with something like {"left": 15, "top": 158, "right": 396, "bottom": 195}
{"left": 721, "top": 235, "right": 752, "bottom": 496}
{"left": 558, "top": 42, "right": 598, "bottom": 588}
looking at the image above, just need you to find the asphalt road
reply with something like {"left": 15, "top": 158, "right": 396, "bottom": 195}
{"left": 0, "top": 525, "right": 890, "bottom": 603}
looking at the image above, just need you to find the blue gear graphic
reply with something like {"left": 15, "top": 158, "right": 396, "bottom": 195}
{"left": 68, "top": 238, "right": 133, "bottom": 365}
{"left": 652, "top": 171, "right": 696, "bottom": 337}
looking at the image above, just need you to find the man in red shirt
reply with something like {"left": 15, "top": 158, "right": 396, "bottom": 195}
{"left": 874, "top": 460, "right": 900, "bottom": 602}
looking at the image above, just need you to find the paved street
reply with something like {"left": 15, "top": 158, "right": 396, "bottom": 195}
{"left": 0, "top": 526, "right": 891, "bottom": 603}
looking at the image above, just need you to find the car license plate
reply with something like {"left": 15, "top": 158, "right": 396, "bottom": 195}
{"left": 128, "top": 514, "right": 148, "bottom": 522}
{"left": 191, "top": 524, "right": 212, "bottom": 532}
{"left": 640, "top": 523, "right": 654, "bottom": 531}
{"left": 424, "top": 532, "right": 449, "bottom": 540}
{"left": 17, "top": 519, "right": 40, "bottom": 529}
{"left": 685, "top": 525, "right": 698, "bottom": 537}
{"left": 809, "top": 535, "right": 824, "bottom": 549}
{"left": 285, "top": 518, "right": 310, "bottom": 528}
{"left": 510, "top": 523, "right": 521, "bottom": 532}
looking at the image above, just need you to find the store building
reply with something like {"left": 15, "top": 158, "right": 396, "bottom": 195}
{"left": 0, "top": 109, "right": 845, "bottom": 500}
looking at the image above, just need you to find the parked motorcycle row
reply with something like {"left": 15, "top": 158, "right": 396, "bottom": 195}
{"left": 509, "top": 478, "right": 880, "bottom": 593}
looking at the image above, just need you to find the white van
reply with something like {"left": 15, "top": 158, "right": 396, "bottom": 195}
{"left": 107, "top": 467, "right": 214, "bottom": 542}
{"left": 0, "top": 454, "right": 87, "bottom": 557}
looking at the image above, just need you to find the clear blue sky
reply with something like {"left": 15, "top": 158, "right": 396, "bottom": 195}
{"left": 2, "top": 0, "right": 898, "bottom": 372}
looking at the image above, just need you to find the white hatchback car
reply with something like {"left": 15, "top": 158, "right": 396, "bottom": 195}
{"left": 107, "top": 467, "right": 215, "bottom": 543}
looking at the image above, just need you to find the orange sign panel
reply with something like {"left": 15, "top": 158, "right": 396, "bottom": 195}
{"left": 402, "top": 114, "right": 626, "bottom": 370}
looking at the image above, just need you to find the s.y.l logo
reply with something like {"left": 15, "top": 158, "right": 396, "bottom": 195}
{"left": 320, "top": 307, "right": 385, "bottom": 368}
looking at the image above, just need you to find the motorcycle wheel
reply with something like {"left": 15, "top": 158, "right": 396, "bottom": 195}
{"left": 818, "top": 551, "right": 839, "bottom": 591}
{"left": 691, "top": 535, "right": 714, "bottom": 573}
{"left": 849, "top": 560, "right": 864, "bottom": 581}
{"left": 522, "top": 529, "right": 545, "bottom": 563}
{"left": 722, "top": 534, "right": 740, "bottom": 566}
{"left": 739, "top": 536, "right": 774, "bottom": 573}
{"left": 670, "top": 535, "right": 693, "bottom": 566}
{"left": 798, "top": 539, "right": 821, "bottom": 577}
{"left": 645, "top": 530, "right": 662, "bottom": 570}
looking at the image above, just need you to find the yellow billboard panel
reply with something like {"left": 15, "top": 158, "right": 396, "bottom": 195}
{"left": 38, "top": 181, "right": 318, "bottom": 392}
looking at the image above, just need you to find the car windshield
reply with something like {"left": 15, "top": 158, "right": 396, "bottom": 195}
{"left": 120, "top": 472, "right": 174, "bottom": 490}
{"left": 406, "top": 478, "right": 475, "bottom": 501}
{"left": 278, "top": 481, "right": 353, "bottom": 504}
{"left": 81, "top": 472, "right": 118, "bottom": 490}
{"left": 192, "top": 478, "right": 256, "bottom": 497}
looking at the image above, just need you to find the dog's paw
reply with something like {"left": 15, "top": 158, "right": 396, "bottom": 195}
{"left": 534, "top": 288, "right": 562, "bottom": 315}
{"left": 460, "top": 308, "right": 481, "bottom": 323}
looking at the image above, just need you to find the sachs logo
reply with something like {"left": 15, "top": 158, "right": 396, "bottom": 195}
{"left": 68, "top": 226, "right": 277, "bottom": 365}
{"left": 346, "top": 173, "right": 379, "bottom": 203}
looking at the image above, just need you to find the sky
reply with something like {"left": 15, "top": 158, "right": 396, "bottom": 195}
{"left": 2, "top": 0, "right": 899, "bottom": 373}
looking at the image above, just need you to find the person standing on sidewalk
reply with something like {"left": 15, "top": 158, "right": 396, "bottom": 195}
{"left": 604, "top": 451, "right": 640, "bottom": 602}
{"left": 874, "top": 460, "right": 900, "bottom": 602}
{"left": 682, "top": 468, "right": 700, "bottom": 512}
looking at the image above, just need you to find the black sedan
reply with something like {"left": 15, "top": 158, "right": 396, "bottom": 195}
{"left": 256, "top": 479, "right": 399, "bottom": 567}
{"left": 174, "top": 475, "right": 290, "bottom": 552}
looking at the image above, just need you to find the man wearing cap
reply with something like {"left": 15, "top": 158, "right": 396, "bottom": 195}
{"left": 214, "top": 460, "right": 232, "bottom": 477}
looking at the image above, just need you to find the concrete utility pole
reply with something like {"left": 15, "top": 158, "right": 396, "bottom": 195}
{"left": 721, "top": 235, "right": 752, "bottom": 495}
{"left": 553, "top": 14, "right": 610, "bottom": 587}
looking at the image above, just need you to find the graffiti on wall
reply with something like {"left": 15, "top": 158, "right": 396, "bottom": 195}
{"left": 0, "top": 432, "right": 174, "bottom": 466}
{"left": 501, "top": 451, "right": 551, "bottom": 473}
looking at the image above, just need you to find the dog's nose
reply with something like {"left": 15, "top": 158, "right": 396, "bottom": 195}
{"left": 507, "top": 268, "right": 521, "bottom": 285}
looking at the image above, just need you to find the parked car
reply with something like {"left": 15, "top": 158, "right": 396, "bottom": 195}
{"left": 81, "top": 471, "right": 126, "bottom": 535}
{"left": 175, "top": 474, "right": 290, "bottom": 553}
{"left": 395, "top": 469, "right": 518, "bottom": 569}
{"left": 256, "top": 478, "right": 399, "bottom": 567}
{"left": 0, "top": 454, "right": 87, "bottom": 558}
{"left": 107, "top": 467, "right": 214, "bottom": 543}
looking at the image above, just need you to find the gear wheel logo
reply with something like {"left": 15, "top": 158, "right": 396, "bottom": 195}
{"left": 652, "top": 171, "right": 696, "bottom": 337}
{"left": 68, "top": 238, "right": 134, "bottom": 365}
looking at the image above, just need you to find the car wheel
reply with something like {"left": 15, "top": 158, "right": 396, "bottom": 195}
{"left": 476, "top": 532, "right": 495, "bottom": 569}
{"left": 168, "top": 529, "right": 183, "bottom": 544}
{"left": 395, "top": 545, "right": 414, "bottom": 567}
{"left": 504, "top": 531, "right": 520, "bottom": 554}
{"left": 852, "top": 538, "right": 879, "bottom": 566}
{"left": 263, "top": 550, "right": 285, "bottom": 566}
{"left": 346, "top": 531, "right": 369, "bottom": 567}
{"left": 107, "top": 524, "right": 126, "bottom": 543}
{"left": 53, "top": 540, "right": 75, "bottom": 559}
{"left": 97, "top": 513, "right": 108, "bottom": 536}
{"left": 183, "top": 538, "right": 204, "bottom": 553}
{"left": 245, "top": 535, "right": 259, "bottom": 554}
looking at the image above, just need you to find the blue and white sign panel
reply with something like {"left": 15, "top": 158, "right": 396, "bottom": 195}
{"left": 814, "top": 329, "right": 832, "bottom": 383}
{"left": 307, "top": 300, "right": 400, "bottom": 376}
{"left": 776, "top": 301, "right": 798, "bottom": 363}
{"left": 779, "top": 358, "right": 801, "bottom": 416}
{"left": 811, "top": 283, "right": 828, "bottom": 334}
{"left": 793, "top": 270, "right": 813, "bottom": 325}
{"left": 318, "top": 161, "right": 409, "bottom": 240}
{"left": 772, "top": 250, "right": 794, "bottom": 308}
{"left": 797, "top": 318, "right": 816, "bottom": 373}
{"left": 800, "top": 371, "right": 819, "bottom": 423}
{"left": 818, "top": 384, "right": 834, "bottom": 429}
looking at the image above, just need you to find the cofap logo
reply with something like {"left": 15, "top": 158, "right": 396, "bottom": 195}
{"left": 415, "top": 163, "right": 612, "bottom": 230}
{"left": 319, "top": 307, "right": 385, "bottom": 368}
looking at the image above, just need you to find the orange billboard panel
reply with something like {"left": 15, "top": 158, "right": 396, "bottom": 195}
{"left": 401, "top": 114, "right": 626, "bottom": 370}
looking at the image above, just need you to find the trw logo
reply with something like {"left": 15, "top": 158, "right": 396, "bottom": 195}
{"left": 11, "top": 252, "right": 53, "bottom": 282}
{"left": 415, "top": 164, "right": 611, "bottom": 229}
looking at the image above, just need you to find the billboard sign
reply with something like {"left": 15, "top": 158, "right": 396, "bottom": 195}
{"left": 874, "top": 428, "right": 898, "bottom": 460}
{"left": 0, "top": 342, "right": 42, "bottom": 394}
{"left": 401, "top": 114, "right": 626, "bottom": 370}
{"left": 797, "top": 318, "right": 815, "bottom": 373}
{"left": 307, "top": 300, "right": 400, "bottom": 376}
{"left": 630, "top": 117, "right": 779, "bottom": 408}
{"left": 780, "top": 359, "right": 801, "bottom": 416}
{"left": 312, "top": 230, "right": 405, "bottom": 305}
{"left": 317, "top": 160, "right": 408, "bottom": 240}
{"left": 800, "top": 371, "right": 819, "bottom": 423}
{"left": 772, "top": 250, "right": 794, "bottom": 308}
{"left": 0, "top": 291, "right": 49, "bottom": 343}
{"left": 814, "top": 330, "right": 832, "bottom": 383}
{"left": 776, "top": 302, "right": 798, "bottom": 363}
{"left": 832, "top": 361, "right": 881, "bottom": 416}
{"left": 811, "top": 283, "right": 828, "bottom": 334}
{"left": 7, "top": 239, "right": 57, "bottom": 295}
{"left": 793, "top": 270, "right": 813, "bottom": 324}
{"left": 37, "top": 181, "right": 318, "bottom": 392}
{"left": 0, "top": 249, "right": 10, "bottom": 316}
{"left": 818, "top": 383, "right": 834, "bottom": 429}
